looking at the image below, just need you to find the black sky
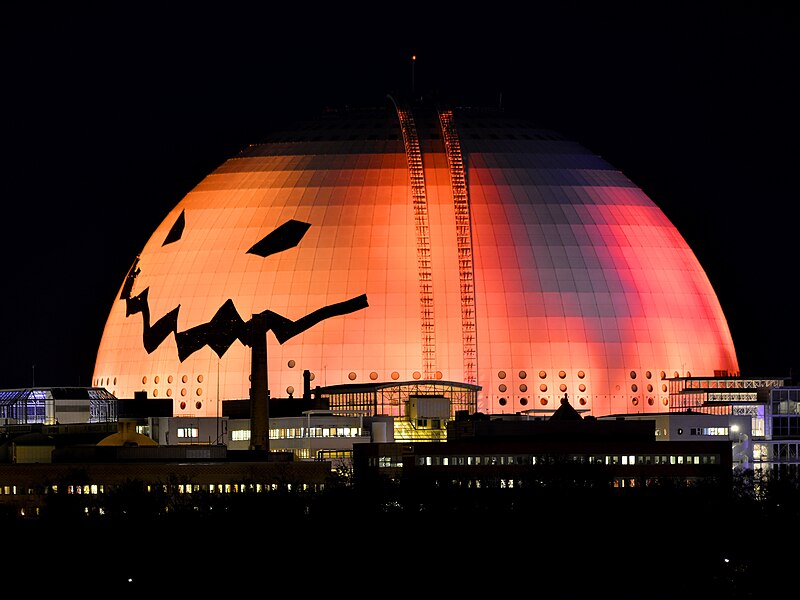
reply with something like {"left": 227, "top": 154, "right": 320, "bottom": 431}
{"left": 2, "top": 2, "right": 798, "bottom": 389}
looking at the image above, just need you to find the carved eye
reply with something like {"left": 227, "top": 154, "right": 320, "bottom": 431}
{"left": 162, "top": 210, "right": 185, "bottom": 246}
{"left": 247, "top": 219, "right": 311, "bottom": 257}
{"left": 161, "top": 210, "right": 310, "bottom": 258}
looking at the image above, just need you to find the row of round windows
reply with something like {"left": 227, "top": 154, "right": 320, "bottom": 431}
{"left": 145, "top": 387, "right": 203, "bottom": 398}
{"left": 496, "top": 369, "right": 686, "bottom": 381}
{"left": 126, "top": 369, "right": 448, "bottom": 388}
{"left": 496, "top": 396, "right": 589, "bottom": 407}
{"left": 495, "top": 395, "right": 671, "bottom": 408}
{"left": 94, "top": 374, "right": 204, "bottom": 387}
{"left": 512, "top": 383, "right": 668, "bottom": 394}
{"left": 142, "top": 374, "right": 202, "bottom": 385}
{"left": 631, "top": 397, "right": 671, "bottom": 407}
{"left": 497, "top": 370, "right": 587, "bottom": 380}
{"left": 498, "top": 382, "right": 590, "bottom": 393}
{"left": 346, "top": 371, "right": 446, "bottom": 381}
{"left": 97, "top": 367, "right": 691, "bottom": 391}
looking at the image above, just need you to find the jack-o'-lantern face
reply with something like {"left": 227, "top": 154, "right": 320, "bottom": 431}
{"left": 95, "top": 107, "right": 739, "bottom": 419}
{"left": 121, "top": 209, "right": 368, "bottom": 361}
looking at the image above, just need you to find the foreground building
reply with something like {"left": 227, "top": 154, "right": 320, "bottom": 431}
{"left": 2, "top": 379, "right": 797, "bottom": 522}
{"left": 0, "top": 394, "right": 733, "bottom": 521}
{"left": 352, "top": 398, "right": 733, "bottom": 496}
{"left": 0, "top": 446, "right": 331, "bottom": 519}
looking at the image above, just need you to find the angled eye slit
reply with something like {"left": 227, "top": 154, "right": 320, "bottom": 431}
{"left": 247, "top": 219, "right": 311, "bottom": 258}
{"left": 119, "top": 256, "right": 141, "bottom": 300}
{"left": 162, "top": 210, "right": 186, "bottom": 246}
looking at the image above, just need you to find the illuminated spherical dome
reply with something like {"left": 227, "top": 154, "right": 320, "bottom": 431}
{"left": 93, "top": 105, "right": 738, "bottom": 417}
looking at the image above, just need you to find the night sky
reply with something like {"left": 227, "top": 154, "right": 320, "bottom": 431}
{"left": 2, "top": 2, "right": 798, "bottom": 389}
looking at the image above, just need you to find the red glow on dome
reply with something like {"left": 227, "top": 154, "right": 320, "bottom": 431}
{"left": 93, "top": 108, "right": 738, "bottom": 418}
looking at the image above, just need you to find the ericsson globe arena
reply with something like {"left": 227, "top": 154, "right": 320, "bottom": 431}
{"left": 93, "top": 103, "right": 738, "bottom": 418}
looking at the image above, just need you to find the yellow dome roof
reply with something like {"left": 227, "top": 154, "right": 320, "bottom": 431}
{"left": 97, "top": 422, "right": 158, "bottom": 447}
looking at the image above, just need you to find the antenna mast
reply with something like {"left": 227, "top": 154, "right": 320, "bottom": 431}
{"left": 411, "top": 55, "right": 416, "bottom": 99}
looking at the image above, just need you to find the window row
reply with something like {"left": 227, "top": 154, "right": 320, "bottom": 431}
{"left": 0, "top": 482, "right": 318, "bottom": 496}
{"left": 371, "top": 453, "right": 719, "bottom": 468}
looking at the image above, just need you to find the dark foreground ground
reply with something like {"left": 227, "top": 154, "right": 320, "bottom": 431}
{"left": 4, "top": 488, "right": 795, "bottom": 599}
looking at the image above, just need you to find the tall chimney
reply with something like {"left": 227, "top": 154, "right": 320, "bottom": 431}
{"left": 249, "top": 314, "right": 269, "bottom": 452}
{"left": 303, "top": 369, "right": 311, "bottom": 401}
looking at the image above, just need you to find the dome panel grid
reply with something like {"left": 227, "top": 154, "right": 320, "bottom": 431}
{"left": 93, "top": 109, "right": 737, "bottom": 415}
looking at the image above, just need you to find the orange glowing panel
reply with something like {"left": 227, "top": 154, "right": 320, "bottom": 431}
{"left": 93, "top": 106, "right": 738, "bottom": 417}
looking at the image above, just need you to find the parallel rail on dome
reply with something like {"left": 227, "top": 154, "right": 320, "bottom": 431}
{"left": 393, "top": 103, "right": 437, "bottom": 379}
{"left": 438, "top": 109, "right": 477, "bottom": 385}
